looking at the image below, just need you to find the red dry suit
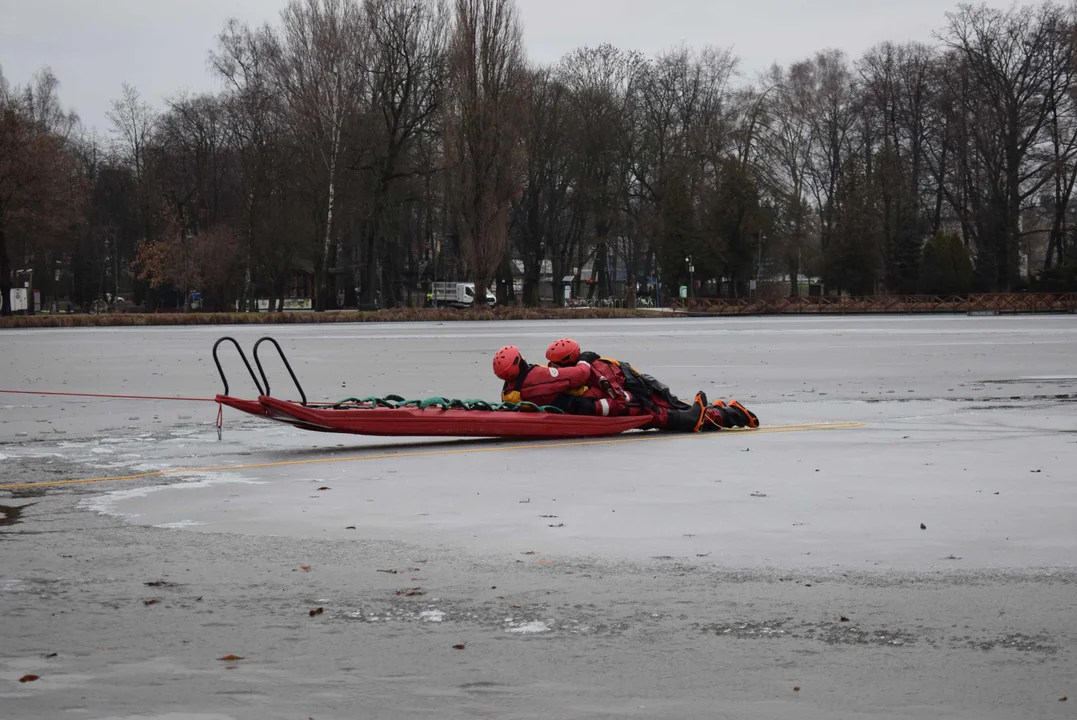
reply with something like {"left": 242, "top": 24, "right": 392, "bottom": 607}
{"left": 547, "top": 358, "right": 638, "bottom": 418}
{"left": 564, "top": 355, "right": 750, "bottom": 431}
{"left": 501, "top": 360, "right": 630, "bottom": 416}
{"left": 566, "top": 357, "right": 679, "bottom": 428}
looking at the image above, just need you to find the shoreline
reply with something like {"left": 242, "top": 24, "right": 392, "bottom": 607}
{"left": 5, "top": 291, "right": 1076, "bottom": 329}
{"left": 0, "top": 307, "right": 667, "bottom": 329}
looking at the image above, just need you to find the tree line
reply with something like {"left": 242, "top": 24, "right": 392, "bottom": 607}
{"left": 3, "top": 0, "right": 1077, "bottom": 316}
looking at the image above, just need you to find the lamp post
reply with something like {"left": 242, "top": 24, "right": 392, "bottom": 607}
{"left": 756, "top": 232, "right": 765, "bottom": 299}
{"left": 184, "top": 230, "right": 192, "bottom": 312}
{"left": 655, "top": 258, "right": 661, "bottom": 308}
{"left": 685, "top": 256, "right": 694, "bottom": 300}
{"left": 432, "top": 237, "right": 439, "bottom": 308}
{"left": 103, "top": 235, "right": 110, "bottom": 302}
{"left": 107, "top": 233, "right": 118, "bottom": 303}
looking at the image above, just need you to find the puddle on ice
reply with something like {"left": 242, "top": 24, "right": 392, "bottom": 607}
{"left": 0, "top": 503, "right": 33, "bottom": 528}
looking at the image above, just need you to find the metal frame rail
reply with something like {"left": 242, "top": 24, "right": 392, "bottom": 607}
{"left": 212, "top": 336, "right": 308, "bottom": 405}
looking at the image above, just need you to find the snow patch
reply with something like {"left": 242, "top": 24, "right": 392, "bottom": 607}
{"left": 155, "top": 520, "right": 208, "bottom": 529}
{"left": 80, "top": 485, "right": 159, "bottom": 519}
{"left": 92, "top": 714, "right": 238, "bottom": 720}
{"left": 506, "top": 621, "right": 550, "bottom": 634}
{"left": 81, "top": 473, "right": 265, "bottom": 520}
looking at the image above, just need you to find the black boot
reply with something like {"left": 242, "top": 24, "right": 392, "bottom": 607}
{"left": 699, "top": 404, "right": 729, "bottom": 431}
{"left": 726, "top": 400, "right": 759, "bottom": 428}
{"left": 704, "top": 404, "right": 743, "bottom": 429}
{"left": 697, "top": 398, "right": 755, "bottom": 429}
{"left": 664, "top": 392, "right": 707, "bottom": 432}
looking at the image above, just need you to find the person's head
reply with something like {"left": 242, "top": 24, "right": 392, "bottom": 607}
{"left": 545, "top": 338, "right": 580, "bottom": 367}
{"left": 493, "top": 345, "right": 525, "bottom": 381}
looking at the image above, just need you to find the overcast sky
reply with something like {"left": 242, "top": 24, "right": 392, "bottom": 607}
{"left": 0, "top": 0, "right": 1040, "bottom": 134}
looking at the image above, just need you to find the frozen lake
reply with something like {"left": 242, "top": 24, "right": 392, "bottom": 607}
{"left": 2, "top": 315, "right": 1076, "bottom": 719}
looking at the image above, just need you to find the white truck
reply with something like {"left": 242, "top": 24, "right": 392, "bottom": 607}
{"left": 430, "top": 282, "right": 497, "bottom": 309}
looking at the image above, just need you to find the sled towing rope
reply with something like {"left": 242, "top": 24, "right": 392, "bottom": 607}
{"left": 212, "top": 336, "right": 653, "bottom": 439}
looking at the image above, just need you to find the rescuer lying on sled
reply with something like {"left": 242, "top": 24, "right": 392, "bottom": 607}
{"left": 543, "top": 338, "right": 759, "bottom": 431}
{"left": 492, "top": 344, "right": 756, "bottom": 432}
{"left": 492, "top": 345, "right": 631, "bottom": 418}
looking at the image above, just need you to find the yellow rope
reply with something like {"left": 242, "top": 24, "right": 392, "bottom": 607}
{"left": 0, "top": 421, "right": 865, "bottom": 491}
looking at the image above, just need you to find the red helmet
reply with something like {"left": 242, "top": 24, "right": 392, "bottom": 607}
{"left": 493, "top": 345, "right": 524, "bottom": 380}
{"left": 546, "top": 338, "right": 580, "bottom": 366}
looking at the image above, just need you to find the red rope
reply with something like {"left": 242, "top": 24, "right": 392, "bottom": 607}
{"left": 0, "top": 389, "right": 216, "bottom": 402}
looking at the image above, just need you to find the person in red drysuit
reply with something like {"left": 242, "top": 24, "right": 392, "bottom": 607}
{"left": 544, "top": 338, "right": 759, "bottom": 431}
{"left": 492, "top": 345, "right": 629, "bottom": 417}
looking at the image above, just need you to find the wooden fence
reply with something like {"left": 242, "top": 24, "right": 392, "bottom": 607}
{"left": 675, "top": 293, "right": 1077, "bottom": 315}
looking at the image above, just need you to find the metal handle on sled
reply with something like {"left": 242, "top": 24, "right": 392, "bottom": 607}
{"left": 212, "top": 337, "right": 265, "bottom": 397}
{"left": 253, "top": 336, "right": 308, "bottom": 406}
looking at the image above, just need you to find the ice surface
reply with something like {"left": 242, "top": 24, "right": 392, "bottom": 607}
{"left": 6, "top": 315, "right": 1077, "bottom": 571}
{"left": 3, "top": 316, "right": 1077, "bottom": 720}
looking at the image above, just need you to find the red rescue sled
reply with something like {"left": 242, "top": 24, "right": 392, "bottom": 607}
{"left": 212, "top": 336, "right": 651, "bottom": 439}
{"left": 217, "top": 395, "right": 651, "bottom": 438}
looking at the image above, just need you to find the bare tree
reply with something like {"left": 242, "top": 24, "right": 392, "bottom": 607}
{"left": 558, "top": 44, "right": 646, "bottom": 299}
{"left": 0, "top": 66, "right": 86, "bottom": 315}
{"left": 357, "top": 0, "right": 449, "bottom": 308}
{"left": 511, "top": 66, "right": 575, "bottom": 305}
{"left": 859, "top": 42, "right": 939, "bottom": 292}
{"left": 107, "top": 83, "right": 158, "bottom": 251}
{"left": 625, "top": 44, "right": 746, "bottom": 299}
{"left": 940, "top": 3, "right": 1071, "bottom": 290}
{"left": 445, "top": 0, "right": 526, "bottom": 308}
{"left": 1041, "top": 15, "right": 1077, "bottom": 270}
{"left": 269, "top": 0, "right": 364, "bottom": 310}
{"left": 760, "top": 61, "right": 817, "bottom": 295}
{"left": 107, "top": 84, "right": 156, "bottom": 190}
{"left": 805, "top": 50, "right": 859, "bottom": 259}
{"left": 211, "top": 19, "right": 282, "bottom": 311}
{"left": 153, "top": 93, "right": 235, "bottom": 310}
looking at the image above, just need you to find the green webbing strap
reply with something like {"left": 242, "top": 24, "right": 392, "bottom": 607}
{"left": 330, "top": 395, "right": 565, "bottom": 414}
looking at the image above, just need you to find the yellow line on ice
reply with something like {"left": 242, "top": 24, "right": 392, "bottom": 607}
{"left": 0, "top": 421, "right": 864, "bottom": 491}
